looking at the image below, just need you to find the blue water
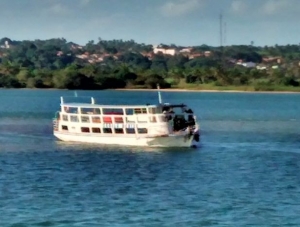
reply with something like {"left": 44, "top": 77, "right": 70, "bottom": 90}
{"left": 0, "top": 89, "right": 300, "bottom": 226}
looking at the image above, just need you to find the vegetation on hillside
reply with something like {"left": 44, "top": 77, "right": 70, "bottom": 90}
{"left": 0, "top": 37, "right": 300, "bottom": 91}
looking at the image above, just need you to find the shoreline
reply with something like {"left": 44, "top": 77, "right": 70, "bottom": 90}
{"left": 1, "top": 87, "right": 299, "bottom": 94}
{"left": 114, "top": 88, "right": 300, "bottom": 94}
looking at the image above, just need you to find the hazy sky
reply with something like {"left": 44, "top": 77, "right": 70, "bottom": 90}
{"left": 1, "top": 0, "right": 299, "bottom": 47}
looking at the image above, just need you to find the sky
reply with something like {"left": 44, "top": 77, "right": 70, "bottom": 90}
{"left": 0, "top": 0, "right": 299, "bottom": 47}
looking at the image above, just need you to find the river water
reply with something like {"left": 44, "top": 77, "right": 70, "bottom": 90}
{"left": 0, "top": 89, "right": 300, "bottom": 226}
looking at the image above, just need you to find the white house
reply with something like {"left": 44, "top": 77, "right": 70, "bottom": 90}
{"left": 153, "top": 47, "right": 177, "bottom": 56}
{"left": 179, "top": 48, "right": 192, "bottom": 53}
{"left": 241, "top": 62, "right": 256, "bottom": 68}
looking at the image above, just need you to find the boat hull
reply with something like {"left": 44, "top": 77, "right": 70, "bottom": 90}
{"left": 54, "top": 131, "right": 199, "bottom": 148}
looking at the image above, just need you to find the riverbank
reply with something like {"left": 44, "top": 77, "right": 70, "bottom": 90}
{"left": 1, "top": 85, "right": 300, "bottom": 93}
{"left": 115, "top": 87, "right": 300, "bottom": 94}
{"left": 115, "top": 83, "right": 300, "bottom": 93}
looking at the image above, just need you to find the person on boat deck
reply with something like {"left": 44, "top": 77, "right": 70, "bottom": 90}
{"left": 173, "top": 115, "right": 187, "bottom": 131}
{"left": 168, "top": 108, "right": 175, "bottom": 114}
{"left": 187, "top": 114, "right": 196, "bottom": 126}
{"left": 185, "top": 108, "right": 193, "bottom": 114}
{"left": 163, "top": 110, "right": 172, "bottom": 121}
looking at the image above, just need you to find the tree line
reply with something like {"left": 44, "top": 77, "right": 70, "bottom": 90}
{"left": 0, "top": 37, "right": 300, "bottom": 91}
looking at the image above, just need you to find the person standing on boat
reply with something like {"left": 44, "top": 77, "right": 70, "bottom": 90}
{"left": 163, "top": 110, "right": 172, "bottom": 121}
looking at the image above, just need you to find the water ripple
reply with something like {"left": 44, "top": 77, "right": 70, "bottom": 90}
{"left": 0, "top": 90, "right": 300, "bottom": 226}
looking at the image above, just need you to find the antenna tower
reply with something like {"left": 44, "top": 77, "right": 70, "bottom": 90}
{"left": 224, "top": 21, "right": 227, "bottom": 45}
{"left": 219, "top": 13, "right": 223, "bottom": 47}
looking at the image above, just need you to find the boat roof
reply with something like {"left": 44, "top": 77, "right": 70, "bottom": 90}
{"left": 61, "top": 103, "right": 159, "bottom": 108}
{"left": 61, "top": 103, "right": 187, "bottom": 109}
{"left": 163, "top": 103, "right": 187, "bottom": 108}
{"left": 59, "top": 96, "right": 188, "bottom": 109}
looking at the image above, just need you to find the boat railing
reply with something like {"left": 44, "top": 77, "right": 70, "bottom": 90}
{"left": 60, "top": 96, "right": 95, "bottom": 105}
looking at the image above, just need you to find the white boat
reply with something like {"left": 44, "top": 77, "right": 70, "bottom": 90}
{"left": 53, "top": 90, "right": 200, "bottom": 148}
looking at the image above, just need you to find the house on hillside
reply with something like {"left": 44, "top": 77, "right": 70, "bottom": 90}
{"left": 153, "top": 45, "right": 178, "bottom": 56}
{"left": 0, "top": 41, "right": 10, "bottom": 49}
{"left": 140, "top": 51, "right": 154, "bottom": 60}
{"left": 71, "top": 44, "right": 83, "bottom": 50}
{"left": 256, "top": 65, "right": 267, "bottom": 70}
{"left": 179, "top": 48, "right": 192, "bottom": 53}
{"left": 57, "top": 51, "right": 63, "bottom": 56}
{"left": 236, "top": 60, "right": 256, "bottom": 68}
{"left": 188, "top": 53, "right": 202, "bottom": 59}
{"left": 76, "top": 53, "right": 89, "bottom": 59}
{"left": 242, "top": 62, "right": 256, "bottom": 68}
{"left": 262, "top": 56, "right": 282, "bottom": 64}
{"left": 204, "top": 51, "right": 212, "bottom": 57}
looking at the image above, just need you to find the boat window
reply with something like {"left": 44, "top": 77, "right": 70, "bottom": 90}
{"left": 114, "top": 124, "right": 124, "bottom": 133}
{"left": 92, "top": 128, "right": 101, "bottom": 133}
{"left": 103, "top": 128, "right": 112, "bottom": 133}
{"left": 137, "top": 115, "right": 148, "bottom": 123}
{"left": 92, "top": 116, "right": 101, "bottom": 123}
{"left": 126, "top": 116, "right": 135, "bottom": 123}
{"left": 103, "top": 108, "right": 124, "bottom": 115}
{"left": 81, "top": 116, "right": 90, "bottom": 123}
{"left": 125, "top": 108, "right": 134, "bottom": 115}
{"left": 62, "top": 115, "right": 68, "bottom": 121}
{"left": 70, "top": 116, "right": 79, "bottom": 122}
{"left": 64, "top": 107, "right": 78, "bottom": 114}
{"left": 134, "top": 108, "right": 147, "bottom": 114}
{"left": 62, "top": 125, "right": 68, "bottom": 131}
{"left": 148, "top": 107, "right": 157, "bottom": 114}
{"left": 126, "top": 128, "right": 135, "bottom": 134}
{"left": 81, "top": 107, "right": 101, "bottom": 115}
{"left": 114, "top": 116, "right": 124, "bottom": 123}
{"left": 137, "top": 128, "right": 148, "bottom": 134}
{"left": 81, "top": 127, "right": 90, "bottom": 133}
{"left": 103, "top": 116, "right": 112, "bottom": 123}
{"left": 149, "top": 116, "right": 157, "bottom": 123}
{"left": 114, "top": 128, "right": 124, "bottom": 134}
